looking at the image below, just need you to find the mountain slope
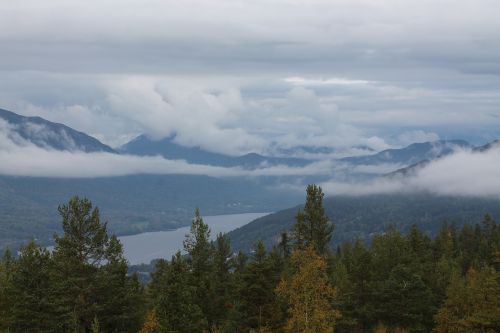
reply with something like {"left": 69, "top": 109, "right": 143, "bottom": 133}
{"left": 386, "top": 139, "right": 500, "bottom": 178}
{"left": 229, "top": 139, "right": 500, "bottom": 252}
{"left": 340, "top": 140, "right": 471, "bottom": 166}
{"left": 119, "top": 135, "right": 311, "bottom": 168}
{"left": 0, "top": 174, "right": 303, "bottom": 250}
{"left": 228, "top": 194, "right": 500, "bottom": 252}
{"left": 0, "top": 108, "right": 115, "bottom": 153}
{"left": 473, "top": 139, "right": 500, "bottom": 152}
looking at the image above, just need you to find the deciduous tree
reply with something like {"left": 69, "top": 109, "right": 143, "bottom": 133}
{"left": 277, "top": 245, "right": 341, "bottom": 333}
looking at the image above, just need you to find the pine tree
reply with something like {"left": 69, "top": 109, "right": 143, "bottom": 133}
{"left": 211, "top": 233, "right": 233, "bottom": 329}
{"left": 9, "top": 241, "right": 57, "bottom": 332}
{"left": 51, "top": 196, "right": 142, "bottom": 333}
{"left": 338, "top": 239, "right": 374, "bottom": 331}
{"left": 240, "top": 241, "right": 277, "bottom": 331}
{"left": 292, "top": 184, "right": 333, "bottom": 255}
{"left": 150, "top": 252, "right": 207, "bottom": 332}
{"left": 95, "top": 235, "right": 145, "bottom": 332}
{"left": 276, "top": 245, "right": 340, "bottom": 333}
{"left": 375, "top": 265, "right": 435, "bottom": 332}
{"left": 51, "top": 197, "right": 108, "bottom": 332}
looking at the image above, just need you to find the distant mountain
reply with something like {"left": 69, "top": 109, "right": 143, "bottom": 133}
{"left": 341, "top": 140, "right": 471, "bottom": 166}
{"left": 119, "top": 135, "right": 311, "bottom": 168}
{"left": 386, "top": 139, "right": 499, "bottom": 178}
{"left": 473, "top": 139, "right": 500, "bottom": 152}
{"left": 385, "top": 160, "right": 431, "bottom": 178}
{"left": 228, "top": 194, "right": 500, "bottom": 253}
{"left": 228, "top": 139, "right": 500, "bottom": 252}
{"left": 0, "top": 108, "right": 115, "bottom": 153}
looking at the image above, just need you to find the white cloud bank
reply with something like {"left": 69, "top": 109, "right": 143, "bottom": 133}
{"left": 0, "top": 122, "right": 334, "bottom": 178}
{"left": 2, "top": 128, "right": 500, "bottom": 200}
{"left": 1, "top": 116, "right": 500, "bottom": 199}
{"left": 322, "top": 145, "right": 500, "bottom": 198}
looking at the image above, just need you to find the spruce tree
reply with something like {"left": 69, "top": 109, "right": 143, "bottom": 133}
{"left": 278, "top": 231, "right": 291, "bottom": 259}
{"left": 292, "top": 184, "right": 333, "bottom": 255}
{"left": 95, "top": 236, "right": 145, "bottom": 333}
{"left": 183, "top": 208, "right": 213, "bottom": 327}
{"left": 150, "top": 252, "right": 207, "bottom": 332}
{"left": 240, "top": 241, "right": 277, "bottom": 331}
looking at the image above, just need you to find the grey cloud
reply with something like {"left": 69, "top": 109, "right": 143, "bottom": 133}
{"left": 0, "top": 0, "right": 499, "bottom": 153}
{"left": 2, "top": 0, "right": 500, "bottom": 76}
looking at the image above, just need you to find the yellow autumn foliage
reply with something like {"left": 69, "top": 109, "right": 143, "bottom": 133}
{"left": 140, "top": 310, "right": 160, "bottom": 333}
{"left": 276, "top": 245, "right": 341, "bottom": 333}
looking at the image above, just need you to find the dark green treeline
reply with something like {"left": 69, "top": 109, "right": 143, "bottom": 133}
{"left": 0, "top": 185, "right": 499, "bottom": 332}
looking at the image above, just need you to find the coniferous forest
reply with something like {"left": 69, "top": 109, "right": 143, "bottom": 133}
{"left": 0, "top": 185, "right": 499, "bottom": 333}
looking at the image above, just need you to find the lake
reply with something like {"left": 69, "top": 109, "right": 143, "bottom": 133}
{"left": 120, "top": 212, "right": 269, "bottom": 264}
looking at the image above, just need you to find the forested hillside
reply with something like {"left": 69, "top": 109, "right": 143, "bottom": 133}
{"left": 228, "top": 194, "right": 500, "bottom": 252}
{"left": 1, "top": 186, "right": 499, "bottom": 333}
{"left": 0, "top": 174, "right": 301, "bottom": 250}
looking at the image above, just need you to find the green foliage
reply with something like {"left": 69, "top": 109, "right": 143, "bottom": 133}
{"left": 1, "top": 197, "right": 145, "bottom": 333}
{"left": 332, "top": 216, "right": 500, "bottom": 333}
{"left": 434, "top": 267, "right": 500, "bottom": 332}
{"left": 149, "top": 252, "right": 207, "bottom": 332}
{"left": 0, "top": 249, "right": 14, "bottom": 332}
{"left": 293, "top": 184, "right": 334, "bottom": 255}
{"left": 211, "top": 233, "right": 234, "bottom": 328}
{"left": 1, "top": 190, "right": 499, "bottom": 333}
{"left": 51, "top": 197, "right": 110, "bottom": 331}
{"left": 240, "top": 241, "right": 282, "bottom": 331}
{"left": 9, "top": 242, "right": 56, "bottom": 333}
{"left": 95, "top": 236, "right": 145, "bottom": 332}
{"left": 229, "top": 194, "right": 500, "bottom": 253}
{"left": 0, "top": 174, "right": 301, "bottom": 250}
{"left": 183, "top": 208, "right": 215, "bottom": 327}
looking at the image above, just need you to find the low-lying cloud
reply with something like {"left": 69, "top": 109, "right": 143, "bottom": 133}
{"left": 2, "top": 120, "right": 499, "bottom": 199}
{"left": 0, "top": 126, "right": 334, "bottom": 178}
{"left": 322, "top": 145, "right": 500, "bottom": 198}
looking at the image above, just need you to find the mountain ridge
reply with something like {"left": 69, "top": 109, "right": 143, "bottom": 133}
{"left": 0, "top": 108, "right": 115, "bottom": 153}
{"left": 340, "top": 140, "right": 471, "bottom": 167}
{"left": 227, "top": 194, "right": 500, "bottom": 253}
{"left": 119, "top": 134, "right": 311, "bottom": 168}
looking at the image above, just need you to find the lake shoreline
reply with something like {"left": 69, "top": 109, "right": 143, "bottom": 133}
{"left": 120, "top": 212, "right": 270, "bottom": 264}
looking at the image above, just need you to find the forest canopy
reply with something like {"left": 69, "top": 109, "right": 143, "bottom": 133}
{"left": 0, "top": 186, "right": 499, "bottom": 332}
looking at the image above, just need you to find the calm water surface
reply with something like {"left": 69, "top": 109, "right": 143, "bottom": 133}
{"left": 120, "top": 212, "right": 268, "bottom": 264}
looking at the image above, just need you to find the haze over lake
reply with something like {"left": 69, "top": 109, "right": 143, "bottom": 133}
{"left": 120, "top": 212, "right": 269, "bottom": 264}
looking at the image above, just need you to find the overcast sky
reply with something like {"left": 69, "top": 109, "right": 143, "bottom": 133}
{"left": 1, "top": 0, "right": 500, "bottom": 154}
